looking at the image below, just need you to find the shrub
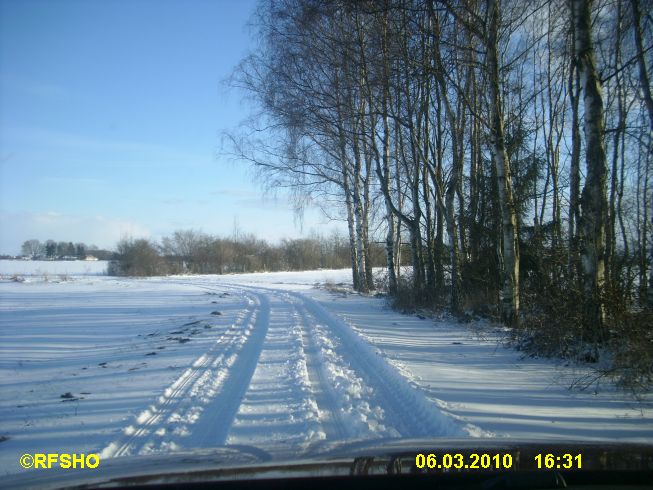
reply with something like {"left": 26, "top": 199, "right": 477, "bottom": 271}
{"left": 110, "top": 238, "right": 167, "bottom": 277}
{"left": 515, "top": 279, "right": 652, "bottom": 393}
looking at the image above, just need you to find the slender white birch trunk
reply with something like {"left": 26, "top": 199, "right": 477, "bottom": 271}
{"left": 572, "top": 0, "right": 609, "bottom": 328}
{"left": 488, "top": 0, "right": 520, "bottom": 326}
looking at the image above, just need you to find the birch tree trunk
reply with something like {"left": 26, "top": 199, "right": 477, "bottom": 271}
{"left": 430, "top": 11, "right": 463, "bottom": 313}
{"left": 488, "top": 0, "right": 520, "bottom": 326}
{"left": 568, "top": 38, "right": 582, "bottom": 280}
{"left": 629, "top": 0, "right": 653, "bottom": 134}
{"left": 606, "top": 0, "right": 623, "bottom": 289}
{"left": 572, "top": 0, "right": 609, "bottom": 329}
{"left": 355, "top": 97, "right": 372, "bottom": 293}
{"left": 352, "top": 130, "right": 369, "bottom": 293}
{"left": 343, "top": 169, "right": 360, "bottom": 291}
{"left": 335, "top": 72, "right": 360, "bottom": 292}
{"left": 363, "top": 154, "right": 374, "bottom": 290}
{"left": 628, "top": 0, "right": 653, "bottom": 308}
{"left": 382, "top": 73, "right": 398, "bottom": 294}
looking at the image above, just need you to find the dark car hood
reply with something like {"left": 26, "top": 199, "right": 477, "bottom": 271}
{"left": 4, "top": 439, "right": 653, "bottom": 489}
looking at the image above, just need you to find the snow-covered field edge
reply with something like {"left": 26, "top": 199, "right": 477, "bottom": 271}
{"left": 0, "top": 259, "right": 108, "bottom": 277}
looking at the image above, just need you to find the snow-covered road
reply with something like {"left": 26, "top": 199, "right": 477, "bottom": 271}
{"left": 100, "top": 282, "right": 475, "bottom": 460}
{"left": 1, "top": 270, "right": 651, "bottom": 475}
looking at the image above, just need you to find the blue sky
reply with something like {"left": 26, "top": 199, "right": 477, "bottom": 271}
{"left": 0, "top": 0, "right": 334, "bottom": 254}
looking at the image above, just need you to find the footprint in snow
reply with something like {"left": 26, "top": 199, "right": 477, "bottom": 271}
{"left": 60, "top": 392, "right": 83, "bottom": 402}
{"left": 168, "top": 337, "right": 191, "bottom": 343}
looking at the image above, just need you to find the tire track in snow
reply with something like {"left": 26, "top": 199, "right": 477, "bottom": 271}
{"left": 293, "top": 299, "right": 402, "bottom": 444}
{"left": 187, "top": 291, "right": 271, "bottom": 447}
{"left": 229, "top": 285, "right": 480, "bottom": 441}
{"left": 289, "top": 290, "right": 483, "bottom": 439}
{"left": 102, "top": 281, "right": 485, "bottom": 459}
{"left": 294, "top": 300, "right": 362, "bottom": 442}
{"left": 223, "top": 285, "right": 477, "bottom": 456}
{"left": 100, "top": 287, "right": 262, "bottom": 457}
{"left": 286, "top": 306, "right": 329, "bottom": 449}
{"left": 224, "top": 291, "right": 326, "bottom": 454}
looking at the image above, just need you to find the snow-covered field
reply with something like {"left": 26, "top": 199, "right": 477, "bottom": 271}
{"left": 1, "top": 268, "right": 651, "bottom": 476}
{"left": 0, "top": 260, "right": 108, "bottom": 277}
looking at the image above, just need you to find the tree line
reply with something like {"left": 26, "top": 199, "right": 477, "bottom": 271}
{"left": 229, "top": 0, "right": 652, "bottom": 383}
{"left": 19, "top": 239, "right": 113, "bottom": 260}
{"left": 109, "top": 229, "right": 385, "bottom": 276}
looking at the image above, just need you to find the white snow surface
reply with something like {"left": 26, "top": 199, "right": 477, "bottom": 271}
{"left": 0, "top": 260, "right": 108, "bottom": 277}
{"left": 1, "top": 269, "right": 651, "bottom": 475}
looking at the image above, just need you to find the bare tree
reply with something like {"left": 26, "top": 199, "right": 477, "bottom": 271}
{"left": 21, "top": 239, "right": 43, "bottom": 259}
{"left": 572, "top": 0, "right": 610, "bottom": 329}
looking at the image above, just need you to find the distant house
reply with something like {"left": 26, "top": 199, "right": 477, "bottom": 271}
{"left": 84, "top": 255, "right": 99, "bottom": 261}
